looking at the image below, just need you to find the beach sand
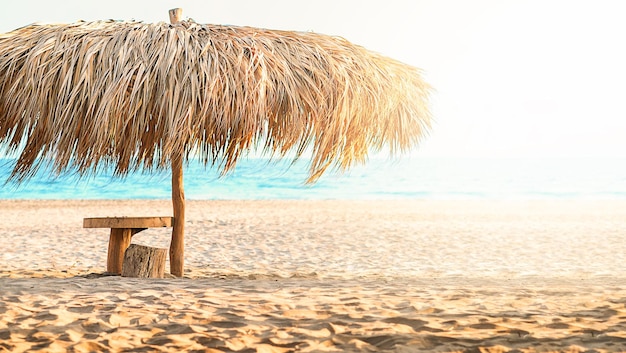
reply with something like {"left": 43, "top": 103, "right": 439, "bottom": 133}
{"left": 2, "top": 199, "right": 626, "bottom": 352}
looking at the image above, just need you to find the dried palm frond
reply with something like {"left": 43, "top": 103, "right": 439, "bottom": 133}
{"left": 0, "top": 20, "right": 431, "bottom": 183}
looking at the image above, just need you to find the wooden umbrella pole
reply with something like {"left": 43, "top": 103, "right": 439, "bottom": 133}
{"left": 169, "top": 8, "right": 183, "bottom": 24}
{"left": 168, "top": 8, "right": 185, "bottom": 277}
{"left": 170, "top": 156, "right": 185, "bottom": 277}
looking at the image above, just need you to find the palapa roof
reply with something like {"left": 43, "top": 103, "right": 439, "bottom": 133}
{"left": 0, "top": 20, "right": 431, "bottom": 182}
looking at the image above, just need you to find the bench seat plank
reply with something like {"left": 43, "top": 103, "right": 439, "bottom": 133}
{"left": 83, "top": 217, "right": 173, "bottom": 229}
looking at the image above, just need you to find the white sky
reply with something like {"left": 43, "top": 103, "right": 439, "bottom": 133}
{"left": 2, "top": 0, "right": 625, "bottom": 159}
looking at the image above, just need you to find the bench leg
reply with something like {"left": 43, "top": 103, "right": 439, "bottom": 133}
{"left": 107, "top": 228, "right": 132, "bottom": 274}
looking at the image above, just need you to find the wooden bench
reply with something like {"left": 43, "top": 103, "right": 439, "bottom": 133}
{"left": 83, "top": 217, "right": 173, "bottom": 274}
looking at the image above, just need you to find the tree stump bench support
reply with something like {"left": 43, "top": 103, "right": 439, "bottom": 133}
{"left": 83, "top": 217, "right": 174, "bottom": 274}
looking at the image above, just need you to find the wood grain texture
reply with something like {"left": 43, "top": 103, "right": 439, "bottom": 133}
{"left": 107, "top": 228, "right": 132, "bottom": 274}
{"left": 83, "top": 217, "right": 173, "bottom": 229}
{"left": 170, "top": 158, "right": 185, "bottom": 277}
{"left": 121, "top": 244, "right": 167, "bottom": 278}
{"left": 168, "top": 8, "right": 183, "bottom": 24}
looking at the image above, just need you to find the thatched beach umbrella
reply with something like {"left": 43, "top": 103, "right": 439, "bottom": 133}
{"left": 0, "top": 9, "right": 431, "bottom": 276}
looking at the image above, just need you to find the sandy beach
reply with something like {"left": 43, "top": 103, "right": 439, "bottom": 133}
{"left": 2, "top": 199, "right": 626, "bottom": 352}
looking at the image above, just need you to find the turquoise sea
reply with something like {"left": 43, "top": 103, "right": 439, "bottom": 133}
{"left": 0, "top": 157, "right": 625, "bottom": 200}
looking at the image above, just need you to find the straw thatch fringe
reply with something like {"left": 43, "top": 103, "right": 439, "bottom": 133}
{"left": 0, "top": 20, "right": 431, "bottom": 183}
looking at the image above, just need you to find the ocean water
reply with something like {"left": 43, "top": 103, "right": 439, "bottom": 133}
{"left": 0, "top": 157, "right": 625, "bottom": 200}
